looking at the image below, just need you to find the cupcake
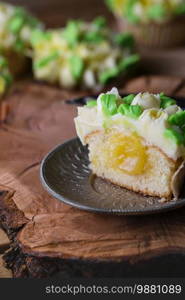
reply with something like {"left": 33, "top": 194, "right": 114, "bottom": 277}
{"left": 106, "top": 0, "right": 185, "bottom": 48}
{"left": 0, "top": 2, "right": 43, "bottom": 76}
{"left": 31, "top": 17, "right": 139, "bottom": 90}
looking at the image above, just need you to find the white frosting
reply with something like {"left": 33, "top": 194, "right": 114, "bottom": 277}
{"left": 131, "top": 92, "right": 161, "bottom": 109}
{"left": 74, "top": 88, "right": 185, "bottom": 161}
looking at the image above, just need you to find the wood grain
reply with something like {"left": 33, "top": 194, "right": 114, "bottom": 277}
{"left": 1, "top": 76, "right": 185, "bottom": 277}
{"left": 0, "top": 256, "right": 12, "bottom": 278}
{"left": 0, "top": 229, "right": 9, "bottom": 253}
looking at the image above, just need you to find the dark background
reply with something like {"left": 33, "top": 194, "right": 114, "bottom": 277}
{"left": 6, "top": 0, "right": 112, "bottom": 27}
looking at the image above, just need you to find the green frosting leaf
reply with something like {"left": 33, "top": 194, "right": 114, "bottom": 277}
{"left": 99, "top": 67, "right": 119, "bottom": 84}
{"left": 124, "top": 0, "right": 140, "bottom": 23}
{"left": 122, "top": 94, "right": 135, "bottom": 105}
{"left": 62, "top": 20, "right": 81, "bottom": 47}
{"left": 118, "top": 103, "right": 130, "bottom": 115}
{"left": 130, "top": 105, "right": 143, "bottom": 118}
{"left": 99, "top": 54, "right": 139, "bottom": 85}
{"left": 147, "top": 4, "right": 166, "bottom": 20}
{"left": 99, "top": 55, "right": 139, "bottom": 85}
{"left": 118, "top": 54, "right": 140, "bottom": 72}
{"left": 13, "top": 7, "right": 26, "bottom": 17}
{"left": 83, "top": 30, "right": 105, "bottom": 43}
{"left": 14, "top": 39, "right": 25, "bottom": 52}
{"left": 164, "top": 128, "right": 185, "bottom": 145}
{"left": 86, "top": 100, "right": 97, "bottom": 108}
{"left": 27, "top": 16, "right": 40, "bottom": 28}
{"left": 101, "top": 93, "right": 118, "bottom": 116}
{"left": 31, "top": 30, "right": 51, "bottom": 46}
{"left": 69, "top": 55, "right": 84, "bottom": 80}
{"left": 0, "top": 57, "right": 8, "bottom": 68}
{"left": 8, "top": 16, "right": 24, "bottom": 34}
{"left": 105, "top": 0, "right": 114, "bottom": 10}
{"left": 160, "top": 93, "right": 176, "bottom": 109}
{"left": 1, "top": 73, "right": 13, "bottom": 87}
{"left": 34, "top": 51, "right": 59, "bottom": 69}
{"left": 92, "top": 16, "right": 106, "bottom": 28}
{"left": 7, "top": 6, "right": 40, "bottom": 35}
{"left": 168, "top": 111, "right": 185, "bottom": 127}
{"left": 175, "top": 3, "right": 185, "bottom": 15}
{"left": 115, "top": 32, "right": 134, "bottom": 48}
{"left": 118, "top": 103, "right": 142, "bottom": 119}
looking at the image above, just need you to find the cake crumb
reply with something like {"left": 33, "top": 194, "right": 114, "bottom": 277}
{"left": 159, "top": 197, "right": 168, "bottom": 203}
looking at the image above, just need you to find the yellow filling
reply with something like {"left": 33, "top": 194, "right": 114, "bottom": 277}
{"left": 105, "top": 132, "right": 148, "bottom": 175}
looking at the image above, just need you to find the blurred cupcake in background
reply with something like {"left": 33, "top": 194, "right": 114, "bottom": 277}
{"left": 106, "top": 0, "right": 185, "bottom": 48}
{"left": 31, "top": 17, "right": 139, "bottom": 91}
{"left": 0, "top": 2, "right": 43, "bottom": 77}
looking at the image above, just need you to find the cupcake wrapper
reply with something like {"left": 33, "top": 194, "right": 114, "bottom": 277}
{"left": 117, "top": 16, "right": 185, "bottom": 48}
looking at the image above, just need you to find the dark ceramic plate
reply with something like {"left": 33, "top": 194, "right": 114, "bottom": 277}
{"left": 40, "top": 137, "right": 185, "bottom": 216}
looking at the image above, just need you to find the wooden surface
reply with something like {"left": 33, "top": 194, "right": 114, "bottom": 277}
{"left": 1, "top": 76, "right": 185, "bottom": 277}
{"left": 0, "top": 256, "right": 12, "bottom": 278}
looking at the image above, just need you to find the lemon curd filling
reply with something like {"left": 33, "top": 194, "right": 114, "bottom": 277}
{"left": 104, "top": 132, "right": 148, "bottom": 175}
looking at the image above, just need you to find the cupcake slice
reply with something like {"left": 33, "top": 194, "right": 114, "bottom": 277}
{"left": 74, "top": 88, "right": 185, "bottom": 200}
{"left": 106, "top": 0, "right": 185, "bottom": 48}
{"left": 31, "top": 17, "right": 139, "bottom": 90}
{"left": 0, "top": 2, "right": 43, "bottom": 76}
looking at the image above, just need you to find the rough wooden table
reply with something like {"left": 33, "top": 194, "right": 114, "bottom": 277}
{"left": 1, "top": 76, "right": 185, "bottom": 278}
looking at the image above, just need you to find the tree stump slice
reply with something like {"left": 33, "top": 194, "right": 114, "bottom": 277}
{"left": 1, "top": 76, "right": 185, "bottom": 278}
{"left": 0, "top": 256, "right": 12, "bottom": 278}
{"left": 0, "top": 229, "right": 9, "bottom": 253}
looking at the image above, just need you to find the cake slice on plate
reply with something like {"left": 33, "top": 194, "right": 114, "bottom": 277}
{"left": 74, "top": 88, "right": 185, "bottom": 200}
